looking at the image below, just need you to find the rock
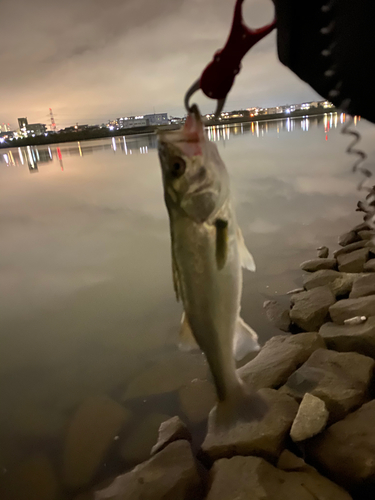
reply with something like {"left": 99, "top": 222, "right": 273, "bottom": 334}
{"left": 96, "top": 441, "right": 202, "bottom": 500}
{"left": 338, "top": 230, "right": 361, "bottom": 246}
{"left": 349, "top": 273, "right": 375, "bottom": 298}
{"left": 307, "top": 400, "right": 375, "bottom": 490}
{"left": 329, "top": 295, "right": 375, "bottom": 324}
{"left": 63, "top": 396, "right": 131, "bottom": 489}
{"left": 352, "top": 221, "right": 370, "bottom": 233}
{"left": 263, "top": 300, "right": 291, "bottom": 332}
{"left": 151, "top": 416, "right": 191, "bottom": 456}
{"left": 120, "top": 413, "right": 171, "bottom": 465}
{"left": 178, "top": 378, "right": 216, "bottom": 424}
{"left": 319, "top": 317, "right": 375, "bottom": 357}
{"left": 358, "top": 230, "right": 375, "bottom": 240}
{"left": 205, "top": 455, "right": 351, "bottom": 500}
{"left": 281, "top": 348, "right": 374, "bottom": 422}
{"left": 333, "top": 239, "right": 367, "bottom": 258}
{"left": 329, "top": 273, "right": 359, "bottom": 296}
{"left": 302, "top": 270, "right": 341, "bottom": 290}
{"left": 201, "top": 388, "right": 298, "bottom": 462}
{"left": 0, "top": 454, "right": 59, "bottom": 500}
{"left": 364, "top": 258, "right": 375, "bottom": 272}
{"left": 337, "top": 247, "right": 369, "bottom": 272}
{"left": 238, "top": 333, "right": 325, "bottom": 391}
{"left": 290, "top": 286, "right": 336, "bottom": 331}
{"left": 300, "top": 258, "right": 337, "bottom": 272}
{"left": 317, "top": 246, "right": 329, "bottom": 258}
{"left": 290, "top": 393, "right": 328, "bottom": 442}
{"left": 122, "top": 352, "right": 207, "bottom": 401}
{"left": 277, "top": 450, "right": 308, "bottom": 471}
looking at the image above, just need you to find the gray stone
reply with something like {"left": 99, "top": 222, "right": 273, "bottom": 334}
{"left": 281, "top": 348, "right": 374, "bottom": 423}
{"left": 205, "top": 455, "right": 351, "bottom": 500}
{"left": 63, "top": 396, "right": 131, "bottom": 489}
{"left": 201, "top": 388, "right": 298, "bottom": 462}
{"left": 329, "top": 295, "right": 375, "bottom": 324}
{"left": 319, "top": 317, "right": 375, "bottom": 358}
{"left": 178, "top": 378, "right": 216, "bottom": 424}
{"left": 96, "top": 440, "right": 202, "bottom": 500}
{"left": 300, "top": 258, "right": 337, "bottom": 272}
{"left": 238, "top": 332, "right": 325, "bottom": 391}
{"left": 329, "top": 273, "right": 360, "bottom": 296}
{"left": 317, "top": 246, "right": 329, "bottom": 258}
{"left": 333, "top": 239, "right": 367, "bottom": 258}
{"left": 151, "top": 416, "right": 191, "bottom": 456}
{"left": 307, "top": 400, "right": 375, "bottom": 490}
{"left": 302, "top": 270, "right": 340, "bottom": 290}
{"left": 122, "top": 352, "right": 207, "bottom": 401}
{"left": 263, "top": 300, "right": 291, "bottom": 332}
{"left": 290, "top": 393, "right": 328, "bottom": 442}
{"left": 337, "top": 248, "right": 369, "bottom": 273}
{"left": 290, "top": 286, "right": 336, "bottom": 331}
{"left": 120, "top": 413, "right": 171, "bottom": 466}
{"left": 364, "top": 258, "right": 375, "bottom": 272}
{"left": 358, "top": 230, "right": 375, "bottom": 241}
{"left": 350, "top": 273, "right": 375, "bottom": 298}
{"left": 338, "top": 230, "right": 360, "bottom": 246}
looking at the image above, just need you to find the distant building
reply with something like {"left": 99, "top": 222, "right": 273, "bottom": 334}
{"left": 118, "top": 116, "right": 148, "bottom": 129}
{"left": 18, "top": 118, "right": 28, "bottom": 130}
{"left": 144, "top": 113, "right": 168, "bottom": 126}
{"left": 26, "top": 123, "right": 47, "bottom": 136}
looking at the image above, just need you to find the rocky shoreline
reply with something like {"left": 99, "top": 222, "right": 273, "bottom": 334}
{"left": 2, "top": 219, "right": 374, "bottom": 500}
{"left": 93, "top": 219, "right": 375, "bottom": 499}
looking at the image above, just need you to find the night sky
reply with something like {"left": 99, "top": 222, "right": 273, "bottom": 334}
{"left": 0, "top": 0, "right": 320, "bottom": 129}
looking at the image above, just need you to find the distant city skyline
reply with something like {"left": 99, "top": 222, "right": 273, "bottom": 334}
{"left": 0, "top": 0, "right": 321, "bottom": 129}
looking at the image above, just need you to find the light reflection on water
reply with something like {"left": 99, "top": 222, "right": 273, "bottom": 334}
{"left": 0, "top": 114, "right": 372, "bottom": 497}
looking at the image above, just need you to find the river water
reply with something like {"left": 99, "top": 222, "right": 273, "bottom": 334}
{"left": 0, "top": 114, "right": 373, "bottom": 497}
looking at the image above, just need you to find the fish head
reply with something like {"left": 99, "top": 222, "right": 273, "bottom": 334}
{"left": 158, "top": 108, "right": 229, "bottom": 223}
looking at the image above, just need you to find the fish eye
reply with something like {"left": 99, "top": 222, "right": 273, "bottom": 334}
{"left": 170, "top": 157, "right": 186, "bottom": 178}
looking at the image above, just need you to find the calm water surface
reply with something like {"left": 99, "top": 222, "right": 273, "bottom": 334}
{"left": 0, "top": 114, "right": 373, "bottom": 496}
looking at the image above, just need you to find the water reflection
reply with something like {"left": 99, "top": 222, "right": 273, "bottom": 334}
{"left": 0, "top": 113, "right": 359, "bottom": 173}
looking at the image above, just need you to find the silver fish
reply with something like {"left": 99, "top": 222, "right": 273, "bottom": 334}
{"left": 157, "top": 106, "right": 267, "bottom": 424}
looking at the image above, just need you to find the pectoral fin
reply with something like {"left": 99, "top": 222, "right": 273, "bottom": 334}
{"left": 179, "top": 312, "right": 200, "bottom": 352}
{"left": 236, "top": 226, "right": 256, "bottom": 272}
{"left": 215, "top": 218, "right": 228, "bottom": 270}
{"left": 233, "top": 317, "right": 260, "bottom": 361}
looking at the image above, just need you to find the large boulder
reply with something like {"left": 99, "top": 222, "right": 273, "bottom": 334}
{"left": 263, "top": 300, "right": 291, "bottom": 332}
{"left": 151, "top": 416, "right": 191, "bottom": 456}
{"left": 178, "top": 378, "right": 216, "bottom": 424}
{"left": 306, "top": 400, "right": 375, "bottom": 491}
{"left": 349, "top": 273, "right": 375, "bottom": 298}
{"left": 337, "top": 248, "right": 369, "bottom": 273}
{"left": 290, "top": 393, "right": 328, "bottom": 442}
{"left": 238, "top": 332, "right": 325, "bottom": 391}
{"left": 338, "top": 230, "right": 361, "bottom": 247}
{"left": 358, "top": 230, "right": 375, "bottom": 241}
{"left": 281, "top": 348, "right": 374, "bottom": 423}
{"left": 205, "top": 455, "right": 351, "bottom": 500}
{"left": 122, "top": 352, "right": 207, "bottom": 401}
{"left": 302, "top": 270, "right": 341, "bottom": 290}
{"left": 319, "top": 317, "right": 375, "bottom": 358}
{"left": 96, "top": 440, "right": 202, "bottom": 500}
{"left": 120, "top": 413, "right": 171, "bottom": 466}
{"left": 201, "top": 388, "right": 298, "bottom": 462}
{"left": 63, "top": 396, "right": 131, "bottom": 489}
{"left": 333, "top": 239, "right": 367, "bottom": 258}
{"left": 329, "top": 296, "right": 375, "bottom": 324}
{"left": 290, "top": 286, "right": 336, "bottom": 331}
{"left": 300, "top": 259, "right": 337, "bottom": 272}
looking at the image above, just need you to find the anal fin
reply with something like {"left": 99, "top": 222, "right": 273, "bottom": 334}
{"left": 179, "top": 312, "right": 200, "bottom": 352}
{"left": 233, "top": 317, "right": 260, "bottom": 361}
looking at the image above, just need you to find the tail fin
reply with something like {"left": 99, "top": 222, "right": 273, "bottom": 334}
{"left": 233, "top": 317, "right": 260, "bottom": 361}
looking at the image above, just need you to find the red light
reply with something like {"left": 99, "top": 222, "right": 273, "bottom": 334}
{"left": 57, "top": 147, "right": 62, "bottom": 160}
{"left": 325, "top": 134, "right": 328, "bottom": 141}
